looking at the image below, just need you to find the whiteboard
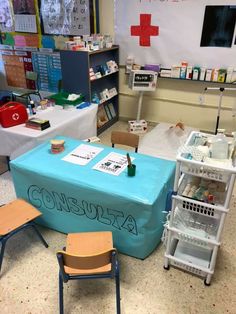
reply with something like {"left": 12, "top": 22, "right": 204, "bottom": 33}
{"left": 114, "top": 0, "right": 236, "bottom": 68}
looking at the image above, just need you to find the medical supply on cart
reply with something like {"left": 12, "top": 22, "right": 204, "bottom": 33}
{"left": 211, "top": 129, "right": 228, "bottom": 159}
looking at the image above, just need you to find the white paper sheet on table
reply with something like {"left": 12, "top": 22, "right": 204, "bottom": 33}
{"left": 93, "top": 152, "right": 135, "bottom": 176}
{"left": 62, "top": 144, "right": 103, "bottom": 166}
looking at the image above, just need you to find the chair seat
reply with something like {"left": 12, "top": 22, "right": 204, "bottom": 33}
{"left": 0, "top": 199, "right": 42, "bottom": 236}
{"left": 64, "top": 231, "right": 113, "bottom": 275}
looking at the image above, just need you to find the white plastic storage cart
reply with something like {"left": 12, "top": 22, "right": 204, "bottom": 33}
{"left": 163, "top": 131, "right": 236, "bottom": 285}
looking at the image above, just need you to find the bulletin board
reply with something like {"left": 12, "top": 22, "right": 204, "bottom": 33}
{"left": 115, "top": 0, "right": 236, "bottom": 68}
{"left": 0, "top": 0, "right": 99, "bottom": 91}
{"left": 0, "top": 0, "right": 99, "bottom": 48}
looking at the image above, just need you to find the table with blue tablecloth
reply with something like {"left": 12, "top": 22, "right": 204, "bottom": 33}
{"left": 10, "top": 136, "right": 175, "bottom": 259}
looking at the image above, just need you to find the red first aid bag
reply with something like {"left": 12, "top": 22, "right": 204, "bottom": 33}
{"left": 0, "top": 102, "right": 28, "bottom": 128}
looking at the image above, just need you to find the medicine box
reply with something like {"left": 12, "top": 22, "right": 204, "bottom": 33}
{"left": 217, "top": 69, "right": 226, "bottom": 83}
{"left": 128, "top": 120, "right": 148, "bottom": 134}
{"left": 199, "top": 67, "right": 206, "bottom": 81}
{"left": 231, "top": 68, "right": 236, "bottom": 83}
{"left": 226, "top": 67, "right": 233, "bottom": 83}
{"left": 186, "top": 66, "right": 193, "bottom": 79}
{"left": 171, "top": 66, "right": 181, "bottom": 78}
{"left": 192, "top": 67, "right": 200, "bottom": 80}
{"left": 212, "top": 69, "right": 219, "bottom": 82}
{"left": 205, "top": 69, "right": 212, "bottom": 81}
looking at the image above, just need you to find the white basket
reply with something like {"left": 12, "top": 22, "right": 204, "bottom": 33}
{"left": 167, "top": 226, "right": 218, "bottom": 248}
{"left": 170, "top": 259, "right": 208, "bottom": 277}
{"left": 170, "top": 204, "right": 222, "bottom": 242}
{"left": 177, "top": 174, "right": 226, "bottom": 206}
{"left": 172, "top": 195, "right": 228, "bottom": 217}
{"left": 180, "top": 161, "right": 230, "bottom": 182}
{"left": 177, "top": 131, "right": 236, "bottom": 183}
{"left": 166, "top": 238, "right": 213, "bottom": 276}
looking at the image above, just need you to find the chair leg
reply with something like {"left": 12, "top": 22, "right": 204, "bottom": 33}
{"left": 30, "top": 223, "right": 49, "bottom": 248}
{"left": 0, "top": 239, "right": 7, "bottom": 274}
{"left": 115, "top": 264, "right": 121, "bottom": 314}
{"left": 59, "top": 272, "right": 64, "bottom": 314}
{"left": 6, "top": 156, "right": 10, "bottom": 171}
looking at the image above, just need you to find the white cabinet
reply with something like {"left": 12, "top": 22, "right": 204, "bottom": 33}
{"left": 163, "top": 131, "right": 236, "bottom": 285}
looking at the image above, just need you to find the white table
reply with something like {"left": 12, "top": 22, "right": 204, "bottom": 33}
{"left": 139, "top": 122, "right": 198, "bottom": 161}
{"left": 0, "top": 104, "right": 98, "bottom": 160}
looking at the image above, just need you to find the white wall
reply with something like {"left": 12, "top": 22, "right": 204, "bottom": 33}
{"left": 99, "top": 0, "right": 236, "bottom": 133}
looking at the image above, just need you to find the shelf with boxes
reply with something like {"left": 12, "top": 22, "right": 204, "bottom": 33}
{"left": 163, "top": 131, "right": 236, "bottom": 285}
{"left": 60, "top": 46, "right": 119, "bottom": 134}
{"left": 159, "top": 63, "right": 236, "bottom": 84}
{"left": 90, "top": 69, "right": 119, "bottom": 81}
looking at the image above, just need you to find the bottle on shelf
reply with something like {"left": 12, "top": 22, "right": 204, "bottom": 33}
{"left": 211, "top": 129, "right": 228, "bottom": 159}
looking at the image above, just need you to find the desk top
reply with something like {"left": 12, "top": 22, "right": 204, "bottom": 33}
{"left": 0, "top": 104, "right": 97, "bottom": 138}
{"left": 0, "top": 105, "right": 97, "bottom": 159}
{"left": 11, "top": 136, "right": 176, "bottom": 204}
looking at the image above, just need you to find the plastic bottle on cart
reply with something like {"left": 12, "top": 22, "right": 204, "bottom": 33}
{"left": 211, "top": 129, "right": 228, "bottom": 159}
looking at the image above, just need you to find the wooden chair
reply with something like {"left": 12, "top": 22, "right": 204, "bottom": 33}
{"left": 111, "top": 131, "right": 139, "bottom": 152}
{"left": 56, "top": 231, "right": 121, "bottom": 314}
{"left": 0, "top": 199, "right": 48, "bottom": 274}
{"left": 12, "top": 71, "right": 42, "bottom": 102}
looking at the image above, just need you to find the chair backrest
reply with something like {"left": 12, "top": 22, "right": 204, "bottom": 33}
{"left": 57, "top": 248, "right": 117, "bottom": 271}
{"left": 26, "top": 71, "right": 38, "bottom": 82}
{"left": 111, "top": 131, "right": 139, "bottom": 152}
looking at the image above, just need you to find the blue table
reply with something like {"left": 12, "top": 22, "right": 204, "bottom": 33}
{"left": 10, "top": 136, "right": 175, "bottom": 259}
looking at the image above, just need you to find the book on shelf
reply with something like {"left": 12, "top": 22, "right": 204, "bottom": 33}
{"left": 107, "top": 103, "right": 116, "bottom": 118}
{"left": 104, "top": 104, "right": 113, "bottom": 120}
{"left": 25, "top": 118, "right": 50, "bottom": 130}
{"left": 97, "top": 105, "right": 109, "bottom": 128}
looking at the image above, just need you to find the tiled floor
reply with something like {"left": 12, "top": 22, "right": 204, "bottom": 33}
{"left": 0, "top": 120, "right": 236, "bottom": 314}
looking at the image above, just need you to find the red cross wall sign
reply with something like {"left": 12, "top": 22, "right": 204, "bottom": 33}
{"left": 131, "top": 14, "right": 159, "bottom": 47}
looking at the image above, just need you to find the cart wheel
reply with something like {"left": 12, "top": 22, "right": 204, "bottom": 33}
{"left": 204, "top": 279, "right": 211, "bottom": 286}
{"left": 163, "top": 265, "right": 170, "bottom": 270}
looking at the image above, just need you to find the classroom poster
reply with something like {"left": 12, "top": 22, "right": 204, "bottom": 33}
{"left": 13, "top": 0, "right": 37, "bottom": 33}
{"left": 40, "top": 0, "right": 90, "bottom": 35}
{"left": 115, "top": 0, "right": 236, "bottom": 68}
{"left": 0, "top": 0, "right": 14, "bottom": 32}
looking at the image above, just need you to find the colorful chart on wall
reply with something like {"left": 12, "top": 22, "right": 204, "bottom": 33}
{"left": 115, "top": 0, "right": 236, "bottom": 68}
{"left": 40, "top": 0, "right": 95, "bottom": 36}
{"left": 32, "top": 52, "right": 62, "bottom": 92}
{"left": 0, "top": 49, "right": 35, "bottom": 88}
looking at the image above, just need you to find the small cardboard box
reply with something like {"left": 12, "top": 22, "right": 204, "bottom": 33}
{"left": 128, "top": 120, "right": 148, "bottom": 134}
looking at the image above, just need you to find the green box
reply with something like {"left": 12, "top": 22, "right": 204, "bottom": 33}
{"left": 49, "top": 92, "right": 84, "bottom": 107}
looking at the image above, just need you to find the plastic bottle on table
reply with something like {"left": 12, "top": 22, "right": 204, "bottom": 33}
{"left": 30, "top": 100, "right": 36, "bottom": 115}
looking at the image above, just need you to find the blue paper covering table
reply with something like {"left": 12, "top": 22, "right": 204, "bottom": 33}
{"left": 10, "top": 136, "right": 175, "bottom": 259}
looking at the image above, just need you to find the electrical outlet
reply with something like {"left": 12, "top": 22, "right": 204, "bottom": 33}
{"left": 199, "top": 94, "right": 204, "bottom": 105}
